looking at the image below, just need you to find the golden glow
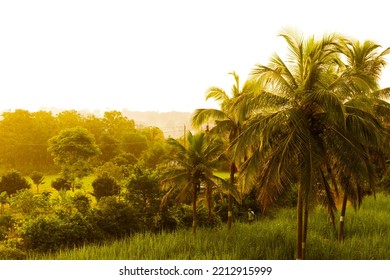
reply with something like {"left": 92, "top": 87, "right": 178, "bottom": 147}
{"left": 1, "top": 0, "right": 389, "bottom": 113}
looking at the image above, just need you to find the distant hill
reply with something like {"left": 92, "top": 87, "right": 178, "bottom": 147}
{"left": 121, "top": 109, "right": 194, "bottom": 138}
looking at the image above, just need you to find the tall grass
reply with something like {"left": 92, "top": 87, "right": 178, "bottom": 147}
{"left": 31, "top": 193, "right": 390, "bottom": 260}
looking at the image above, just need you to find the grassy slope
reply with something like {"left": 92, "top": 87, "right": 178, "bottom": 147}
{"left": 32, "top": 193, "right": 390, "bottom": 260}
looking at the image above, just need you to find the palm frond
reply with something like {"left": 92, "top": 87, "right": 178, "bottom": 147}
{"left": 192, "top": 108, "right": 227, "bottom": 128}
{"left": 205, "top": 87, "right": 229, "bottom": 104}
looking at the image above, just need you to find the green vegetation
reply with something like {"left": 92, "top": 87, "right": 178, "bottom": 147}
{"left": 29, "top": 194, "right": 390, "bottom": 260}
{"left": 0, "top": 31, "right": 389, "bottom": 260}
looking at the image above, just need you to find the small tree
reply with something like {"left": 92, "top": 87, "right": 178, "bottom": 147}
{"left": 161, "top": 132, "right": 225, "bottom": 236}
{"left": 0, "top": 170, "right": 31, "bottom": 197}
{"left": 51, "top": 177, "right": 71, "bottom": 192}
{"left": 30, "top": 171, "right": 45, "bottom": 193}
{"left": 92, "top": 174, "right": 121, "bottom": 201}
{"left": 48, "top": 127, "right": 101, "bottom": 191}
{"left": 125, "top": 167, "right": 161, "bottom": 231}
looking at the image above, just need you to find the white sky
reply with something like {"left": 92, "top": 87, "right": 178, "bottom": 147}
{"left": 1, "top": 0, "right": 389, "bottom": 113}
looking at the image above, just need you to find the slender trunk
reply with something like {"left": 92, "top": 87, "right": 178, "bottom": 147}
{"left": 227, "top": 162, "right": 236, "bottom": 230}
{"left": 302, "top": 199, "right": 309, "bottom": 260}
{"left": 207, "top": 186, "right": 212, "bottom": 221}
{"left": 296, "top": 183, "right": 303, "bottom": 260}
{"left": 192, "top": 183, "right": 198, "bottom": 236}
{"left": 338, "top": 192, "right": 348, "bottom": 241}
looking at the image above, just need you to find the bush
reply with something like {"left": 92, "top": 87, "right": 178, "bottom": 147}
{"left": 91, "top": 197, "right": 138, "bottom": 238}
{"left": 0, "top": 214, "right": 15, "bottom": 241}
{"left": 0, "top": 245, "right": 26, "bottom": 260}
{"left": 73, "top": 192, "right": 91, "bottom": 215}
{"left": 51, "top": 177, "right": 71, "bottom": 191}
{"left": 180, "top": 205, "right": 222, "bottom": 229}
{"left": 0, "top": 170, "right": 30, "bottom": 196}
{"left": 92, "top": 174, "right": 120, "bottom": 200}
{"left": 9, "top": 189, "right": 51, "bottom": 216}
{"left": 22, "top": 215, "right": 64, "bottom": 252}
{"left": 22, "top": 213, "right": 95, "bottom": 253}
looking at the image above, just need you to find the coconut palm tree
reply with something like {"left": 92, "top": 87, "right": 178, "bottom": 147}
{"left": 192, "top": 72, "right": 254, "bottom": 229}
{"left": 335, "top": 38, "right": 390, "bottom": 240}
{"left": 234, "top": 29, "right": 387, "bottom": 259}
{"left": 161, "top": 131, "right": 225, "bottom": 235}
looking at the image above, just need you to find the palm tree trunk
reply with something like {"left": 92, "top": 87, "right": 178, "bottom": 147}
{"left": 192, "top": 183, "right": 198, "bottom": 236}
{"left": 296, "top": 183, "right": 303, "bottom": 260}
{"left": 227, "top": 162, "right": 236, "bottom": 230}
{"left": 338, "top": 192, "right": 348, "bottom": 241}
{"left": 302, "top": 199, "right": 309, "bottom": 259}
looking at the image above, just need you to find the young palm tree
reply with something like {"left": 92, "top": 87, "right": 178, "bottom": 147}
{"left": 234, "top": 29, "right": 387, "bottom": 259}
{"left": 161, "top": 131, "right": 225, "bottom": 235}
{"left": 192, "top": 72, "right": 254, "bottom": 229}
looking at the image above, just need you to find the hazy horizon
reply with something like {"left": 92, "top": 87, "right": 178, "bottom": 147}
{"left": 1, "top": 0, "right": 390, "bottom": 113}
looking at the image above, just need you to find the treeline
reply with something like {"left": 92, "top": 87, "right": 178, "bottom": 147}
{"left": 0, "top": 109, "right": 166, "bottom": 174}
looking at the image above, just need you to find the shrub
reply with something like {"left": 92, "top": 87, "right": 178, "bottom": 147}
{"left": 22, "top": 213, "right": 95, "bottom": 253}
{"left": 0, "top": 245, "right": 26, "bottom": 260}
{"left": 9, "top": 189, "right": 51, "bottom": 216}
{"left": 0, "top": 214, "right": 15, "bottom": 241}
{"left": 0, "top": 170, "right": 30, "bottom": 196}
{"left": 92, "top": 174, "right": 120, "bottom": 200}
{"left": 91, "top": 197, "right": 138, "bottom": 238}
{"left": 180, "top": 205, "right": 222, "bottom": 229}
{"left": 73, "top": 192, "right": 91, "bottom": 215}
{"left": 51, "top": 177, "right": 71, "bottom": 191}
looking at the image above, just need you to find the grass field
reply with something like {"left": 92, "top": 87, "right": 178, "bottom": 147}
{"left": 25, "top": 174, "right": 95, "bottom": 194}
{"left": 30, "top": 193, "right": 390, "bottom": 260}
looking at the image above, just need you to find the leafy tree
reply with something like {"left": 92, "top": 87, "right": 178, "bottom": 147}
{"left": 91, "top": 196, "right": 138, "bottom": 238}
{"left": 121, "top": 133, "right": 148, "bottom": 158}
{"left": 56, "top": 110, "right": 84, "bottom": 129}
{"left": 30, "top": 171, "right": 45, "bottom": 193}
{"left": 98, "top": 133, "right": 121, "bottom": 162}
{"left": 161, "top": 131, "right": 225, "bottom": 235}
{"left": 0, "top": 110, "right": 58, "bottom": 173}
{"left": 0, "top": 170, "right": 31, "bottom": 197}
{"left": 140, "top": 142, "right": 169, "bottom": 169}
{"left": 125, "top": 167, "right": 161, "bottom": 231}
{"left": 102, "top": 110, "right": 136, "bottom": 140}
{"left": 48, "top": 127, "right": 101, "bottom": 191}
{"left": 139, "top": 126, "right": 165, "bottom": 147}
{"left": 94, "top": 161, "right": 126, "bottom": 182}
{"left": 112, "top": 152, "right": 138, "bottom": 167}
{"left": 0, "top": 110, "right": 36, "bottom": 172}
{"left": 92, "top": 174, "right": 121, "bottom": 200}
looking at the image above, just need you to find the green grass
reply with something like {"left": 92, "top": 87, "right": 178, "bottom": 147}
{"left": 26, "top": 174, "right": 95, "bottom": 194}
{"left": 30, "top": 193, "right": 390, "bottom": 260}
